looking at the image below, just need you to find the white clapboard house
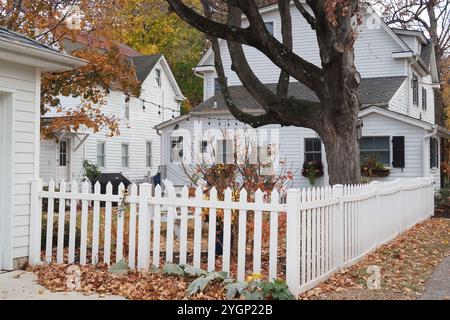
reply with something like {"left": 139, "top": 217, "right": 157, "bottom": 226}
{"left": 40, "top": 40, "right": 184, "bottom": 184}
{"left": 0, "top": 28, "right": 85, "bottom": 270}
{"left": 156, "top": 2, "right": 449, "bottom": 190}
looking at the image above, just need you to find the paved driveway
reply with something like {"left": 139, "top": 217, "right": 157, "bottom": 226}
{"left": 0, "top": 270, "right": 125, "bottom": 300}
{"left": 419, "top": 257, "right": 450, "bottom": 300}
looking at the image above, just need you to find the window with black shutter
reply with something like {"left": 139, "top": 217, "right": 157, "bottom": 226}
{"left": 430, "top": 138, "right": 439, "bottom": 169}
{"left": 392, "top": 136, "right": 405, "bottom": 168}
{"left": 412, "top": 74, "right": 419, "bottom": 106}
{"left": 422, "top": 87, "right": 427, "bottom": 111}
{"left": 360, "top": 137, "right": 391, "bottom": 166}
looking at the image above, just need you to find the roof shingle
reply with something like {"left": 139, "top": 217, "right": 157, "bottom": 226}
{"left": 192, "top": 76, "right": 407, "bottom": 113}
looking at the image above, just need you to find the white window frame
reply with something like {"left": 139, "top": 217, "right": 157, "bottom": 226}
{"left": 146, "top": 141, "right": 153, "bottom": 168}
{"left": 171, "top": 136, "right": 184, "bottom": 163}
{"left": 360, "top": 136, "right": 392, "bottom": 167}
{"left": 96, "top": 141, "right": 106, "bottom": 168}
{"left": 304, "top": 137, "right": 322, "bottom": 162}
{"left": 216, "top": 139, "right": 233, "bottom": 164}
{"left": 123, "top": 98, "right": 130, "bottom": 120}
{"left": 121, "top": 143, "right": 130, "bottom": 168}
{"left": 200, "top": 140, "right": 208, "bottom": 154}
{"left": 59, "top": 139, "right": 68, "bottom": 166}
{"left": 155, "top": 69, "right": 162, "bottom": 87}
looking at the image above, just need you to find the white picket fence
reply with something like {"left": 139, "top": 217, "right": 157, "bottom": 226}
{"left": 28, "top": 177, "right": 434, "bottom": 296}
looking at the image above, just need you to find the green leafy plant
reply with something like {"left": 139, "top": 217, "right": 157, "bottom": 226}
{"left": 83, "top": 160, "right": 101, "bottom": 182}
{"left": 225, "top": 278, "right": 295, "bottom": 300}
{"left": 163, "top": 264, "right": 208, "bottom": 277}
{"left": 301, "top": 160, "right": 324, "bottom": 185}
{"left": 186, "top": 271, "right": 228, "bottom": 296}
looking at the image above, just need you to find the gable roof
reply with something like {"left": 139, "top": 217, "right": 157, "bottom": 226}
{"left": 61, "top": 33, "right": 141, "bottom": 58}
{"left": 191, "top": 76, "right": 406, "bottom": 114}
{"left": 132, "top": 54, "right": 185, "bottom": 100}
{"left": 132, "top": 54, "right": 163, "bottom": 83}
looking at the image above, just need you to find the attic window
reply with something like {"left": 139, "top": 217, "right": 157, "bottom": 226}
{"left": 155, "top": 69, "right": 161, "bottom": 87}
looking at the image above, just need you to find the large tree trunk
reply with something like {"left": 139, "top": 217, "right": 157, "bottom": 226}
{"left": 316, "top": 37, "right": 362, "bottom": 185}
{"left": 321, "top": 121, "right": 361, "bottom": 185}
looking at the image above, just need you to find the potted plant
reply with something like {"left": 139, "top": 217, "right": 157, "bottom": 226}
{"left": 301, "top": 160, "right": 324, "bottom": 185}
{"left": 361, "top": 158, "right": 390, "bottom": 178}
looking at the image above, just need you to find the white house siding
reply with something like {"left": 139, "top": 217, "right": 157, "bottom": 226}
{"left": 201, "top": 5, "right": 407, "bottom": 100}
{"left": 397, "top": 34, "right": 420, "bottom": 53}
{"left": 161, "top": 110, "right": 440, "bottom": 189}
{"left": 0, "top": 60, "right": 39, "bottom": 263}
{"left": 40, "top": 58, "right": 181, "bottom": 183}
{"left": 361, "top": 112, "right": 425, "bottom": 179}
{"left": 387, "top": 74, "right": 434, "bottom": 125}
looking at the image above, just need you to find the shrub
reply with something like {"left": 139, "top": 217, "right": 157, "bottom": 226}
{"left": 435, "top": 188, "right": 450, "bottom": 207}
{"left": 83, "top": 160, "right": 101, "bottom": 182}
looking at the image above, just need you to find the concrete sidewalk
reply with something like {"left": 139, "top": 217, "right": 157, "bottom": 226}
{"left": 419, "top": 257, "right": 450, "bottom": 300}
{"left": 0, "top": 270, "right": 125, "bottom": 300}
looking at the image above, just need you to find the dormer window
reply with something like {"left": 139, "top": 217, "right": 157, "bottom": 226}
{"left": 265, "top": 21, "right": 274, "bottom": 35}
{"left": 155, "top": 69, "right": 161, "bottom": 87}
{"left": 412, "top": 74, "right": 419, "bottom": 106}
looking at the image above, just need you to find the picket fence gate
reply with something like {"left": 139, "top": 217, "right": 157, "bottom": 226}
{"left": 28, "top": 177, "right": 434, "bottom": 296}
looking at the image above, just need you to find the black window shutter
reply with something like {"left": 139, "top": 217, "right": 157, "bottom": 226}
{"left": 430, "top": 138, "right": 438, "bottom": 168}
{"left": 392, "top": 136, "right": 405, "bottom": 168}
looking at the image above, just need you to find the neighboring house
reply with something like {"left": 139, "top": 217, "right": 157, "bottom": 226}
{"left": 40, "top": 45, "right": 184, "bottom": 183}
{"left": 0, "top": 28, "right": 85, "bottom": 270}
{"left": 156, "top": 3, "right": 449, "bottom": 190}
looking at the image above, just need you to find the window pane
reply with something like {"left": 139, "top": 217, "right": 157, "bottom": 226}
{"left": 305, "top": 139, "right": 313, "bottom": 152}
{"left": 97, "top": 143, "right": 104, "bottom": 155}
{"left": 361, "top": 151, "right": 390, "bottom": 165}
{"left": 374, "top": 137, "right": 389, "bottom": 149}
{"left": 313, "top": 139, "right": 321, "bottom": 152}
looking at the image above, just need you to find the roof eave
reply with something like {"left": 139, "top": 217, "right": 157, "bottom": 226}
{"left": 0, "top": 38, "right": 87, "bottom": 71}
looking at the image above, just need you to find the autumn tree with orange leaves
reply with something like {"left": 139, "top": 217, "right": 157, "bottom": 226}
{"left": 0, "top": 0, "right": 141, "bottom": 137}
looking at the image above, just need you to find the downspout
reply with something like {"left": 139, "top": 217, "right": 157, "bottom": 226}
{"left": 423, "top": 125, "right": 437, "bottom": 178}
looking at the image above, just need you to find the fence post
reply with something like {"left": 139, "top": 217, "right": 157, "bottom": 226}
{"left": 137, "top": 183, "right": 152, "bottom": 271}
{"left": 29, "top": 179, "right": 43, "bottom": 265}
{"left": 371, "top": 181, "right": 381, "bottom": 243}
{"left": 332, "top": 184, "right": 344, "bottom": 269}
{"left": 428, "top": 177, "right": 435, "bottom": 217}
{"left": 285, "top": 189, "right": 301, "bottom": 297}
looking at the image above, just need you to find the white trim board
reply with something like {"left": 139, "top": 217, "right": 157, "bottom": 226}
{"left": 0, "top": 90, "right": 15, "bottom": 270}
{"left": 360, "top": 106, "right": 434, "bottom": 131}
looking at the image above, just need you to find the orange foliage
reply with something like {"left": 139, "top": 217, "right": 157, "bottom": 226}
{"left": 1, "top": 0, "right": 141, "bottom": 137}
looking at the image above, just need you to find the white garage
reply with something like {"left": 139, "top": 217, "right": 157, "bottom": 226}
{"left": 0, "top": 27, "right": 85, "bottom": 270}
